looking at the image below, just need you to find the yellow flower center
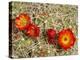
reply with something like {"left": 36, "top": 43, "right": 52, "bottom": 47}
{"left": 62, "top": 35, "right": 70, "bottom": 45}
{"left": 20, "top": 16, "right": 27, "bottom": 27}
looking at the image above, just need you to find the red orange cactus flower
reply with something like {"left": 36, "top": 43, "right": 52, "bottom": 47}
{"left": 47, "top": 29, "right": 56, "bottom": 45}
{"left": 15, "top": 13, "right": 31, "bottom": 30}
{"left": 58, "top": 28, "right": 76, "bottom": 50}
{"left": 25, "top": 24, "right": 40, "bottom": 38}
{"left": 47, "top": 29, "right": 56, "bottom": 38}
